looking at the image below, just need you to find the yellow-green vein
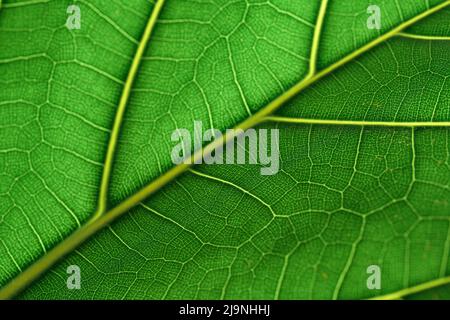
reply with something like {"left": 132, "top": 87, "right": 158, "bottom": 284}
{"left": 94, "top": 0, "right": 166, "bottom": 219}
{"left": 371, "top": 275, "right": 450, "bottom": 300}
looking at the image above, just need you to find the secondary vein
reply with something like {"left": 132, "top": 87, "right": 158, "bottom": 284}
{"left": 94, "top": 0, "right": 166, "bottom": 219}
{"left": 308, "top": 0, "right": 329, "bottom": 78}
{"left": 397, "top": 32, "right": 450, "bottom": 41}
{"left": 371, "top": 275, "right": 450, "bottom": 300}
{"left": 263, "top": 116, "right": 450, "bottom": 127}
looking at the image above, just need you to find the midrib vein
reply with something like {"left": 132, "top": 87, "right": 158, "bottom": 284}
{"left": 308, "top": 0, "right": 328, "bottom": 78}
{"left": 1, "top": 0, "right": 449, "bottom": 300}
{"left": 94, "top": 0, "right": 166, "bottom": 218}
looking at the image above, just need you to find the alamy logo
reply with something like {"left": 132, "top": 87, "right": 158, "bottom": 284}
{"left": 367, "top": 5, "right": 381, "bottom": 30}
{"left": 366, "top": 265, "right": 381, "bottom": 290}
{"left": 171, "top": 121, "right": 280, "bottom": 175}
{"left": 66, "top": 265, "right": 81, "bottom": 290}
{"left": 66, "top": 5, "right": 81, "bottom": 30}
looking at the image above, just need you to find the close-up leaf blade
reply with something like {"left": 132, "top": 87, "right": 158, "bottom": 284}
{"left": 1, "top": 0, "right": 450, "bottom": 301}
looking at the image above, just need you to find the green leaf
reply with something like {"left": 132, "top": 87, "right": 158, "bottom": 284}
{"left": 404, "top": 283, "right": 450, "bottom": 300}
{"left": 0, "top": 0, "right": 450, "bottom": 299}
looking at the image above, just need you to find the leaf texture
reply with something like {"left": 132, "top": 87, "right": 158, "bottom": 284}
{"left": 0, "top": 0, "right": 450, "bottom": 299}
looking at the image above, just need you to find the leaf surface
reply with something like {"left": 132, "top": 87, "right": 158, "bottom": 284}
{"left": 0, "top": 0, "right": 449, "bottom": 299}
